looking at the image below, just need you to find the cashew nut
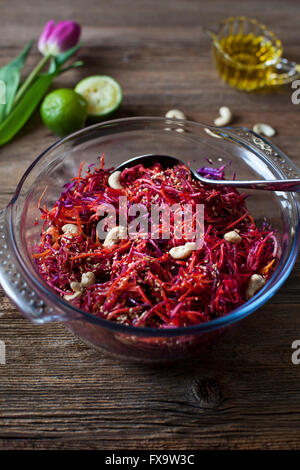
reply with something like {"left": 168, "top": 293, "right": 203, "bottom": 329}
{"left": 214, "top": 106, "right": 232, "bottom": 127}
{"left": 46, "top": 226, "right": 59, "bottom": 242}
{"left": 165, "top": 109, "right": 186, "bottom": 133}
{"left": 169, "top": 242, "right": 196, "bottom": 260}
{"left": 70, "top": 281, "right": 83, "bottom": 292}
{"left": 64, "top": 273, "right": 96, "bottom": 301}
{"left": 81, "top": 271, "right": 95, "bottom": 288}
{"left": 108, "top": 171, "right": 123, "bottom": 190}
{"left": 62, "top": 224, "right": 80, "bottom": 235}
{"left": 253, "top": 123, "right": 276, "bottom": 137}
{"left": 224, "top": 230, "right": 242, "bottom": 244}
{"left": 103, "top": 226, "right": 127, "bottom": 247}
{"left": 245, "top": 274, "right": 266, "bottom": 300}
{"left": 204, "top": 128, "right": 222, "bottom": 139}
{"left": 64, "top": 291, "right": 82, "bottom": 301}
{"left": 165, "top": 109, "right": 186, "bottom": 120}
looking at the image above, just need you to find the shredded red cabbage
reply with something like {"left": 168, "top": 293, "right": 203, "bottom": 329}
{"left": 34, "top": 157, "right": 279, "bottom": 328}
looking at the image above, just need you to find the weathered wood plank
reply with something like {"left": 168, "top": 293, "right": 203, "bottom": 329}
{"left": 1, "top": 0, "right": 300, "bottom": 450}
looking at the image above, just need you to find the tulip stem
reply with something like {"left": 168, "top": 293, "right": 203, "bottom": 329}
{"left": 13, "top": 54, "right": 51, "bottom": 106}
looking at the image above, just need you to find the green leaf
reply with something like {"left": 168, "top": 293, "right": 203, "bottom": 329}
{"left": 0, "top": 40, "right": 33, "bottom": 123}
{"left": 48, "top": 43, "right": 82, "bottom": 74}
{"left": 59, "top": 60, "right": 84, "bottom": 74}
{"left": 0, "top": 73, "right": 54, "bottom": 146}
{"left": 0, "top": 43, "right": 83, "bottom": 146}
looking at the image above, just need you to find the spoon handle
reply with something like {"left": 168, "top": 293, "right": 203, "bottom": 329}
{"left": 115, "top": 154, "right": 300, "bottom": 192}
{"left": 196, "top": 176, "right": 300, "bottom": 192}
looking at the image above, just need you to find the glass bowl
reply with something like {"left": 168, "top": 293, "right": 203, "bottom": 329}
{"left": 0, "top": 117, "right": 299, "bottom": 362}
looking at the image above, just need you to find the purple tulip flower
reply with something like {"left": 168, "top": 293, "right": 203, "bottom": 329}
{"left": 38, "top": 20, "right": 81, "bottom": 57}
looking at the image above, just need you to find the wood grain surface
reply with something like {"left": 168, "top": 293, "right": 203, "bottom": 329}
{"left": 1, "top": 0, "right": 300, "bottom": 450}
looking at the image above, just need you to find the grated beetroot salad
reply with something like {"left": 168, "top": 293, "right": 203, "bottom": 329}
{"left": 34, "top": 157, "right": 279, "bottom": 328}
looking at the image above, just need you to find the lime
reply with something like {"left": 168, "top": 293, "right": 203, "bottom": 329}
{"left": 75, "top": 75, "right": 122, "bottom": 121}
{"left": 40, "top": 88, "right": 87, "bottom": 137}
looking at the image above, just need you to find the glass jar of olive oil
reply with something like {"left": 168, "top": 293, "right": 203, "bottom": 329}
{"left": 208, "top": 17, "right": 300, "bottom": 91}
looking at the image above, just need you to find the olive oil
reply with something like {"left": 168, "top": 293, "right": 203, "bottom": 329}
{"left": 213, "top": 32, "right": 281, "bottom": 91}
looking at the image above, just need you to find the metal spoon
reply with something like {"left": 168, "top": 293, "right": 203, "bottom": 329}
{"left": 115, "top": 154, "right": 300, "bottom": 192}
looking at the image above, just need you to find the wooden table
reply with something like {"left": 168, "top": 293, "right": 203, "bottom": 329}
{"left": 1, "top": 0, "right": 300, "bottom": 450}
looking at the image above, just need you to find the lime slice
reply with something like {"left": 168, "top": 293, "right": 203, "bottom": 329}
{"left": 75, "top": 75, "right": 122, "bottom": 121}
{"left": 40, "top": 88, "right": 87, "bottom": 137}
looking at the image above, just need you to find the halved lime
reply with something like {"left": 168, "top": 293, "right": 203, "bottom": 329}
{"left": 75, "top": 75, "right": 122, "bottom": 121}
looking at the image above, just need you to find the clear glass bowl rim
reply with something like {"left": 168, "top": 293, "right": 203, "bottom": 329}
{"left": 7, "top": 116, "right": 300, "bottom": 337}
